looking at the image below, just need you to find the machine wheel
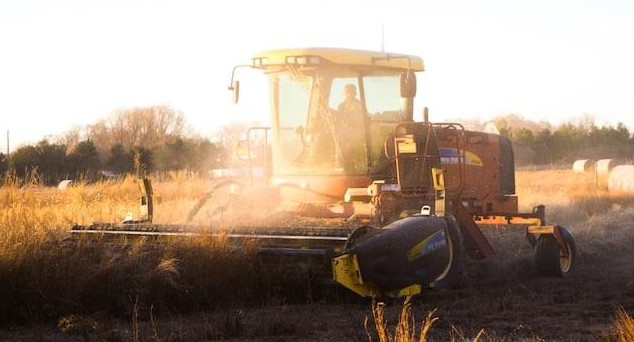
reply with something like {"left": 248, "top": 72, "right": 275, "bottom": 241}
{"left": 534, "top": 226, "right": 576, "bottom": 276}
{"left": 432, "top": 216, "right": 464, "bottom": 289}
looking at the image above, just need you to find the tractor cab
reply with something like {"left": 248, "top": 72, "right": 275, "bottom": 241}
{"left": 230, "top": 48, "right": 426, "bottom": 208}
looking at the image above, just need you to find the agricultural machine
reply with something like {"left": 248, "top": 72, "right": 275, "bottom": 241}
{"left": 72, "top": 48, "right": 576, "bottom": 298}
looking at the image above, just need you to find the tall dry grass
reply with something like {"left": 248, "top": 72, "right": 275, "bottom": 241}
{"left": 516, "top": 169, "right": 634, "bottom": 224}
{"left": 366, "top": 297, "right": 503, "bottom": 342}
{"left": 614, "top": 307, "right": 634, "bottom": 342}
{"left": 1, "top": 168, "right": 633, "bottom": 341}
{"left": 366, "top": 298, "right": 438, "bottom": 342}
{"left": 0, "top": 174, "right": 269, "bottom": 324}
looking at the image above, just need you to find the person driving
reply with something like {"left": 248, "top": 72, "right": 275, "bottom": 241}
{"left": 338, "top": 83, "right": 363, "bottom": 119}
{"left": 335, "top": 83, "right": 366, "bottom": 173}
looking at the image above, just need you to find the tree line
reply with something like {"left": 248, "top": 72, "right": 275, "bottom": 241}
{"left": 492, "top": 115, "right": 634, "bottom": 166}
{"left": 1, "top": 109, "right": 632, "bottom": 185}
{"left": 1, "top": 105, "right": 226, "bottom": 185}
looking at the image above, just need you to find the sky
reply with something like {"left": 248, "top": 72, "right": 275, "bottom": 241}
{"left": 1, "top": 0, "right": 633, "bottom": 150}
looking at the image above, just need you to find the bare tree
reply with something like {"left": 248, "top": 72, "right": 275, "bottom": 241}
{"left": 55, "top": 125, "right": 85, "bottom": 151}
{"left": 87, "top": 104, "right": 185, "bottom": 155}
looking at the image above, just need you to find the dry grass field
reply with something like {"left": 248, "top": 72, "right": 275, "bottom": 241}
{"left": 0, "top": 170, "right": 633, "bottom": 341}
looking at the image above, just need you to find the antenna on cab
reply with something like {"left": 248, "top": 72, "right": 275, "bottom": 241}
{"left": 381, "top": 22, "right": 385, "bottom": 53}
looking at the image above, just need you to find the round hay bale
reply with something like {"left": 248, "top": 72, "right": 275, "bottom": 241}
{"left": 608, "top": 165, "right": 634, "bottom": 194}
{"left": 596, "top": 159, "right": 615, "bottom": 173}
{"left": 596, "top": 159, "right": 615, "bottom": 190}
{"left": 58, "top": 179, "right": 73, "bottom": 190}
{"left": 572, "top": 159, "right": 593, "bottom": 173}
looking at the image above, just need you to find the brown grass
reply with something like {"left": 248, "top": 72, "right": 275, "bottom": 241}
{"left": 366, "top": 298, "right": 438, "bottom": 342}
{"left": 614, "top": 307, "right": 634, "bottom": 342}
{"left": 516, "top": 170, "right": 634, "bottom": 224}
{"left": 0, "top": 174, "right": 268, "bottom": 324}
{"left": 0, "top": 169, "right": 633, "bottom": 341}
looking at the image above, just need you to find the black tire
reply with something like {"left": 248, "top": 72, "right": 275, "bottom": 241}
{"left": 534, "top": 226, "right": 576, "bottom": 276}
{"left": 432, "top": 216, "right": 464, "bottom": 289}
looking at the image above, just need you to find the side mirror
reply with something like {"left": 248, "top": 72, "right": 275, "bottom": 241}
{"left": 229, "top": 80, "right": 240, "bottom": 104}
{"left": 399, "top": 71, "right": 417, "bottom": 98}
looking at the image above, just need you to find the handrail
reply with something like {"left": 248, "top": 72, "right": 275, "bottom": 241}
{"left": 246, "top": 127, "right": 272, "bottom": 187}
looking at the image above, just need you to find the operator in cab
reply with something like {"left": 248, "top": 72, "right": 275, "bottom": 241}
{"left": 335, "top": 83, "right": 367, "bottom": 174}
{"left": 337, "top": 84, "right": 364, "bottom": 120}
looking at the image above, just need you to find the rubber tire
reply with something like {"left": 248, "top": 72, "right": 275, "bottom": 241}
{"left": 432, "top": 216, "right": 464, "bottom": 289}
{"left": 534, "top": 226, "right": 576, "bottom": 277}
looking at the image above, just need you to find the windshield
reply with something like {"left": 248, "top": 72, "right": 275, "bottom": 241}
{"left": 269, "top": 65, "right": 407, "bottom": 177}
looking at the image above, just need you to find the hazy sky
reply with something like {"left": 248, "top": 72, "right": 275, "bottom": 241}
{"left": 1, "top": 0, "right": 633, "bottom": 149}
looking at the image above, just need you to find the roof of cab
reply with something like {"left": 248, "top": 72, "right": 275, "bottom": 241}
{"left": 251, "top": 47, "right": 424, "bottom": 71}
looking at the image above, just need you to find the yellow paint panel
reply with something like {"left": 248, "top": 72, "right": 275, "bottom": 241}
{"left": 397, "top": 141, "right": 417, "bottom": 154}
{"left": 387, "top": 284, "right": 422, "bottom": 297}
{"left": 332, "top": 254, "right": 378, "bottom": 297}
{"left": 407, "top": 238, "right": 427, "bottom": 261}
{"left": 527, "top": 225, "right": 555, "bottom": 234}
{"left": 475, "top": 216, "right": 542, "bottom": 226}
{"left": 252, "top": 48, "right": 424, "bottom": 71}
